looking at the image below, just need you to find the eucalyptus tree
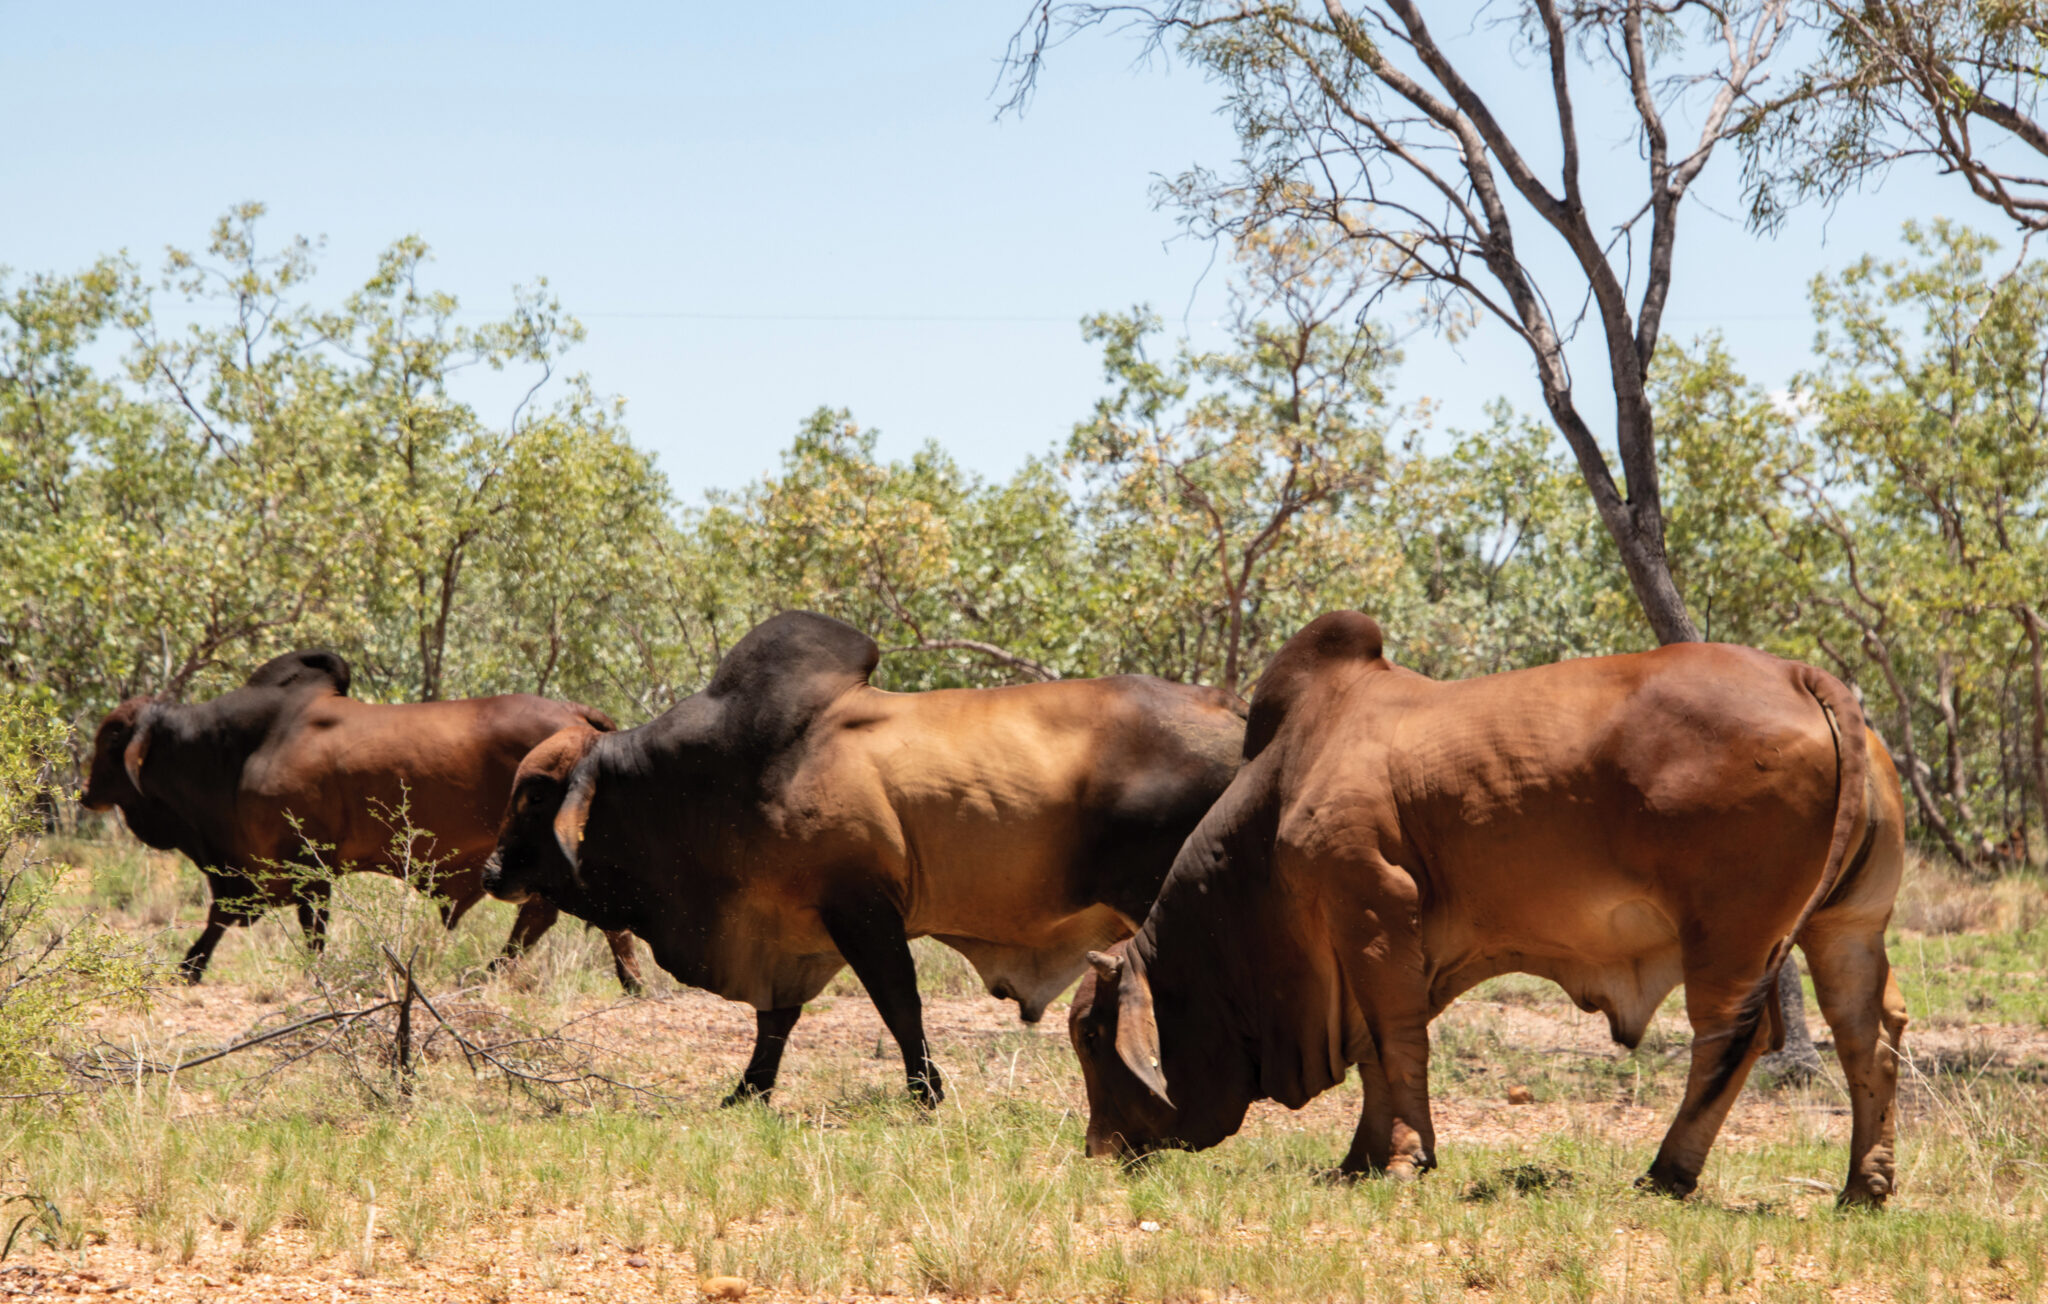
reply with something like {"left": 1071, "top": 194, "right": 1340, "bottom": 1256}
{"left": 1066, "top": 224, "right": 1399, "bottom": 693}
{"left": 1744, "top": 2, "right": 2048, "bottom": 235}
{"left": 1788, "top": 221, "right": 2048, "bottom": 867}
{"left": 692, "top": 408, "right": 1079, "bottom": 690}
{"left": 1008, "top": 0, "right": 1796, "bottom": 647}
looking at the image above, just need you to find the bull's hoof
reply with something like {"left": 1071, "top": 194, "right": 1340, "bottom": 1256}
{"left": 720, "top": 1082, "right": 771, "bottom": 1108}
{"left": 1637, "top": 1165, "right": 1697, "bottom": 1200}
{"left": 1837, "top": 1176, "right": 1890, "bottom": 1210}
{"left": 617, "top": 974, "right": 646, "bottom": 998}
{"left": 178, "top": 960, "right": 208, "bottom": 986}
{"left": 909, "top": 1072, "right": 945, "bottom": 1110}
{"left": 1331, "top": 1154, "right": 1430, "bottom": 1183}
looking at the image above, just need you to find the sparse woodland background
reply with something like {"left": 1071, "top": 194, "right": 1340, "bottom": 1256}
{"left": 1, "top": 6, "right": 2048, "bottom": 1294}
{"left": 3, "top": 207, "right": 2041, "bottom": 871}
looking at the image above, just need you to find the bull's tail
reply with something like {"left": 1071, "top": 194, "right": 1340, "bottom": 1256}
{"left": 1701, "top": 665, "right": 1871, "bottom": 1101}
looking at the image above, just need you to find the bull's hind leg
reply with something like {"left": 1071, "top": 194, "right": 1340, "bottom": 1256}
{"left": 821, "top": 883, "right": 943, "bottom": 1107}
{"left": 722, "top": 1006, "right": 804, "bottom": 1106}
{"left": 1803, "top": 922, "right": 1907, "bottom": 1207}
{"left": 1644, "top": 953, "right": 1777, "bottom": 1198}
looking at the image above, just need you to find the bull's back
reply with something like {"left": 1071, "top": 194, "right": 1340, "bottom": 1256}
{"left": 238, "top": 694, "right": 592, "bottom": 866}
{"left": 1316, "top": 646, "right": 1846, "bottom": 957}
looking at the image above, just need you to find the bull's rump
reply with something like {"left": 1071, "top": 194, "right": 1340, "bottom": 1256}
{"left": 756, "top": 677, "right": 1240, "bottom": 1013}
{"left": 872, "top": 679, "right": 1234, "bottom": 931}
{"left": 1280, "top": 644, "right": 1862, "bottom": 1032}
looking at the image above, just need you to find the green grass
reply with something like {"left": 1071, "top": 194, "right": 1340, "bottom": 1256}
{"left": 5, "top": 835, "right": 2047, "bottom": 1301}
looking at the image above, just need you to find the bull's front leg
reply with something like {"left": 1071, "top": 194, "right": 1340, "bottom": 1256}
{"left": 294, "top": 881, "right": 332, "bottom": 955}
{"left": 489, "top": 898, "right": 562, "bottom": 976}
{"left": 179, "top": 907, "right": 233, "bottom": 984}
{"left": 602, "top": 930, "right": 647, "bottom": 996}
{"left": 181, "top": 871, "right": 267, "bottom": 984}
{"left": 721, "top": 1006, "right": 804, "bottom": 1106}
{"left": 1335, "top": 906, "right": 1437, "bottom": 1178}
{"left": 1338, "top": 1014, "right": 1437, "bottom": 1179}
{"left": 820, "top": 884, "right": 943, "bottom": 1107}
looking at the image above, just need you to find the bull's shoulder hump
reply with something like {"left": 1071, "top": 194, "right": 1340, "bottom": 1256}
{"left": 701, "top": 611, "right": 879, "bottom": 755}
{"left": 708, "top": 610, "right": 880, "bottom": 696}
{"left": 1244, "top": 612, "right": 1392, "bottom": 759}
{"left": 241, "top": 649, "right": 351, "bottom": 696}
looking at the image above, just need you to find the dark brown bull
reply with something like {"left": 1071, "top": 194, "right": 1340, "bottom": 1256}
{"left": 80, "top": 649, "right": 644, "bottom": 990}
{"left": 1072, "top": 612, "right": 1907, "bottom": 1208}
{"left": 484, "top": 610, "right": 1247, "bottom": 1106}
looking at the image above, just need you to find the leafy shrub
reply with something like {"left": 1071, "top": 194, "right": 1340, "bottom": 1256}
{"left": 0, "top": 691, "right": 156, "bottom": 1094}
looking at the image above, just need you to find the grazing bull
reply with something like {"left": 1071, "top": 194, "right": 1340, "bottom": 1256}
{"left": 80, "top": 650, "right": 645, "bottom": 991}
{"left": 1072, "top": 612, "right": 1908, "bottom": 1208}
{"left": 483, "top": 610, "right": 1246, "bottom": 1106}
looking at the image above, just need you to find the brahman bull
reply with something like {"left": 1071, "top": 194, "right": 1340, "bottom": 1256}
{"left": 81, "top": 649, "right": 644, "bottom": 991}
{"left": 483, "top": 610, "right": 1247, "bottom": 1106}
{"left": 1072, "top": 612, "right": 1907, "bottom": 1208}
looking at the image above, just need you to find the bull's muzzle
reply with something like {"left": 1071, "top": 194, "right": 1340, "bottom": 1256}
{"left": 1085, "top": 1127, "right": 1146, "bottom": 1161}
{"left": 479, "top": 852, "right": 527, "bottom": 903}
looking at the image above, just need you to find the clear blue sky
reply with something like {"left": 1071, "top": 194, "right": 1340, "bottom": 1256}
{"left": 1, "top": 3, "right": 1966, "bottom": 501}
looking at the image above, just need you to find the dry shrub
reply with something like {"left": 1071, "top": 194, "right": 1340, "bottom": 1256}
{"left": 1894, "top": 852, "right": 2005, "bottom": 934}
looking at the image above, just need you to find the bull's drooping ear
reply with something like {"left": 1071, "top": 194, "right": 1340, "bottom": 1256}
{"left": 1087, "top": 950, "right": 1123, "bottom": 984}
{"left": 1113, "top": 961, "right": 1173, "bottom": 1107}
{"left": 122, "top": 715, "right": 156, "bottom": 796}
{"left": 553, "top": 763, "right": 597, "bottom": 881}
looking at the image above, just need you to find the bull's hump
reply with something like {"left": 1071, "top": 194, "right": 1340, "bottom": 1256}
{"left": 708, "top": 611, "right": 879, "bottom": 697}
{"left": 1292, "top": 611, "right": 1385, "bottom": 664}
{"left": 241, "top": 649, "right": 351, "bottom": 697}
{"left": 1244, "top": 612, "right": 1388, "bottom": 761}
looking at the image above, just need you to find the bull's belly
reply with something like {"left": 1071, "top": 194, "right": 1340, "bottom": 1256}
{"left": 1428, "top": 896, "right": 1684, "bottom": 1049}
{"left": 928, "top": 904, "right": 1133, "bottom": 1022}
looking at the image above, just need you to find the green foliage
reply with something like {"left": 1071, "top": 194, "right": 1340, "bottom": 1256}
{"left": 1067, "top": 226, "right": 1398, "bottom": 692}
{"left": 0, "top": 690, "right": 155, "bottom": 1094}
{"left": 1, "top": 205, "right": 687, "bottom": 739}
{"left": 3, "top": 207, "right": 2044, "bottom": 865}
{"left": 1787, "top": 220, "right": 2048, "bottom": 866}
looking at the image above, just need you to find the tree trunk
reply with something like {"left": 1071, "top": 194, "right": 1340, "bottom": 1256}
{"left": 1608, "top": 506, "right": 1701, "bottom": 646}
{"left": 2020, "top": 605, "right": 2048, "bottom": 837}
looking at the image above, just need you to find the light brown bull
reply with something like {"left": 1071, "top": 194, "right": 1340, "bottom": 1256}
{"left": 1073, "top": 612, "right": 1908, "bottom": 1207}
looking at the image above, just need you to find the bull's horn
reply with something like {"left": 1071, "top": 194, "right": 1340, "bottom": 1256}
{"left": 122, "top": 714, "right": 156, "bottom": 796}
{"left": 553, "top": 763, "right": 597, "bottom": 882}
{"left": 1087, "top": 950, "right": 1123, "bottom": 983}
